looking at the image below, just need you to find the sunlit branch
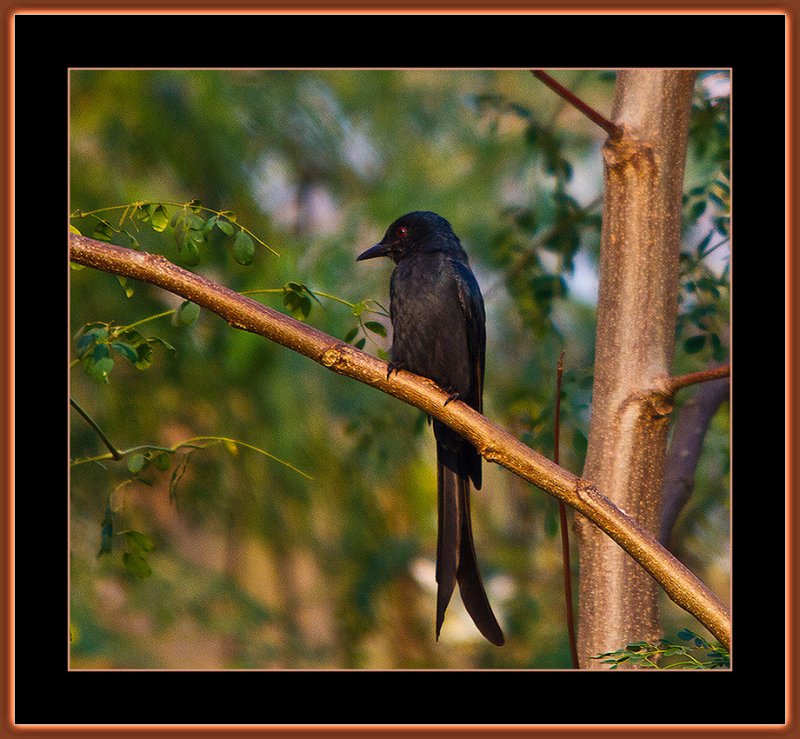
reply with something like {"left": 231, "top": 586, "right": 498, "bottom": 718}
{"left": 666, "top": 364, "right": 730, "bottom": 395}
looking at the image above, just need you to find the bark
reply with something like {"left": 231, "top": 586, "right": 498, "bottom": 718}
{"left": 69, "top": 230, "right": 730, "bottom": 652}
{"left": 575, "top": 70, "right": 699, "bottom": 667}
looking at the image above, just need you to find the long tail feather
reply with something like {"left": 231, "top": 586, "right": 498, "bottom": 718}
{"left": 436, "top": 439, "right": 504, "bottom": 646}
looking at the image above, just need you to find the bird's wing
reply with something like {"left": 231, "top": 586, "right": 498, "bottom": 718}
{"left": 451, "top": 259, "right": 486, "bottom": 415}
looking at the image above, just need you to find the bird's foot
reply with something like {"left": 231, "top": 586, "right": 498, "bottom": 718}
{"left": 443, "top": 390, "right": 461, "bottom": 406}
{"left": 386, "top": 361, "right": 404, "bottom": 381}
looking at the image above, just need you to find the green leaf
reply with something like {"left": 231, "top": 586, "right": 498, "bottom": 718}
{"left": 69, "top": 223, "right": 82, "bottom": 235}
{"left": 86, "top": 344, "right": 114, "bottom": 383}
{"left": 175, "top": 300, "right": 201, "bottom": 327}
{"left": 186, "top": 227, "right": 206, "bottom": 245}
{"left": 283, "top": 284, "right": 312, "bottom": 319}
{"left": 123, "top": 551, "right": 152, "bottom": 578}
{"left": 149, "top": 204, "right": 170, "bottom": 233}
{"left": 98, "top": 507, "right": 114, "bottom": 557}
{"left": 91, "top": 221, "right": 115, "bottom": 242}
{"left": 76, "top": 326, "right": 108, "bottom": 356}
{"left": 180, "top": 239, "right": 201, "bottom": 266}
{"left": 123, "top": 529, "right": 155, "bottom": 553}
{"left": 110, "top": 342, "right": 139, "bottom": 364}
{"left": 684, "top": 335, "right": 706, "bottom": 354}
{"left": 153, "top": 452, "right": 171, "bottom": 471}
{"left": 185, "top": 213, "right": 206, "bottom": 231}
{"left": 126, "top": 453, "right": 147, "bottom": 474}
{"left": 169, "top": 453, "right": 191, "bottom": 504}
{"left": 116, "top": 275, "right": 135, "bottom": 298}
{"left": 203, "top": 215, "right": 219, "bottom": 235}
{"left": 147, "top": 336, "right": 176, "bottom": 353}
{"left": 133, "top": 342, "right": 154, "bottom": 370}
{"left": 216, "top": 219, "right": 235, "bottom": 236}
{"left": 689, "top": 199, "right": 707, "bottom": 220}
{"left": 343, "top": 327, "right": 359, "bottom": 343}
{"left": 233, "top": 230, "right": 255, "bottom": 265}
{"left": 364, "top": 321, "right": 387, "bottom": 337}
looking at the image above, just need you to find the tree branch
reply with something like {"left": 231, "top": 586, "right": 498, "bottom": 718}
{"left": 665, "top": 364, "right": 730, "bottom": 396}
{"left": 660, "top": 376, "right": 730, "bottom": 547}
{"left": 70, "top": 397, "right": 123, "bottom": 460}
{"left": 68, "top": 232, "right": 731, "bottom": 651}
{"left": 531, "top": 70, "right": 622, "bottom": 139}
{"left": 554, "top": 351, "right": 578, "bottom": 669}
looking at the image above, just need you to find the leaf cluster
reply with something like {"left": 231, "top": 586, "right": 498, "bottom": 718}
{"left": 468, "top": 82, "right": 604, "bottom": 344}
{"left": 70, "top": 200, "right": 273, "bottom": 269}
{"left": 677, "top": 71, "right": 730, "bottom": 364}
{"left": 591, "top": 629, "right": 730, "bottom": 669}
{"left": 97, "top": 486, "right": 157, "bottom": 579}
{"left": 74, "top": 321, "right": 176, "bottom": 383}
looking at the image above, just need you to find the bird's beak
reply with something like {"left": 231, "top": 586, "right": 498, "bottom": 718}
{"left": 356, "top": 242, "right": 390, "bottom": 261}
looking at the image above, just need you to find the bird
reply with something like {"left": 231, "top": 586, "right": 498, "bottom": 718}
{"left": 357, "top": 211, "right": 504, "bottom": 646}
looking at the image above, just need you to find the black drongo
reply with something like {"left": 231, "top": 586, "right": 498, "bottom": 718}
{"left": 357, "top": 211, "right": 504, "bottom": 646}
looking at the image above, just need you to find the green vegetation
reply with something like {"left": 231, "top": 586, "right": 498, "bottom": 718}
{"left": 70, "top": 70, "right": 729, "bottom": 669}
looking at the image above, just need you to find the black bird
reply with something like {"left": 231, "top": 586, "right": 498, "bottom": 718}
{"left": 357, "top": 211, "right": 504, "bottom": 646}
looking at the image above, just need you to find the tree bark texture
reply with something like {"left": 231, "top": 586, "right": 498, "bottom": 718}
{"left": 575, "top": 70, "right": 699, "bottom": 667}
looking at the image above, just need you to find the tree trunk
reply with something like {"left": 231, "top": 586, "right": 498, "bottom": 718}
{"left": 575, "top": 70, "right": 697, "bottom": 668}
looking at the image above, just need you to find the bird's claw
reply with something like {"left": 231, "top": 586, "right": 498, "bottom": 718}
{"left": 386, "top": 361, "right": 401, "bottom": 381}
{"left": 443, "top": 391, "right": 460, "bottom": 407}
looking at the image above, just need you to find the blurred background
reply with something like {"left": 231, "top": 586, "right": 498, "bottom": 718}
{"left": 69, "top": 69, "right": 730, "bottom": 669}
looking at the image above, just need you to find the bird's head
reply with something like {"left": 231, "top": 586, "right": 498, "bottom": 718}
{"left": 357, "top": 211, "right": 460, "bottom": 264}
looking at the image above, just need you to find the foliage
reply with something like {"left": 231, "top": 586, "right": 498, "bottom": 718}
{"left": 69, "top": 69, "right": 729, "bottom": 669}
{"left": 591, "top": 629, "right": 730, "bottom": 669}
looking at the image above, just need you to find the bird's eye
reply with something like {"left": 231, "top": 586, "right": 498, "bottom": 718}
{"left": 396, "top": 226, "right": 408, "bottom": 238}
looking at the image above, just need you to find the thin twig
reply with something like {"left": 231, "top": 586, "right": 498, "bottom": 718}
{"left": 554, "top": 350, "right": 579, "bottom": 668}
{"left": 531, "top": 70, "right": 622, "bottom": 139}
{"left": 666, "top": 364, "right": 730, "bottom": 395}
{"left": 70, "top": 397, "right": 123, "bottom": 460}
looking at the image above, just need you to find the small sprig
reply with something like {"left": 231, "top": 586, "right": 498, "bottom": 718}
{"left": 591, "top": 629, "right": 730, "bottom": 669}
{"left": 71, "top": 433, "right": 313, "bottom": 481}
{"left": 70, "top": 200, "right": 277, "bottom": 267}
{"left": 342, "top": 298, "right": 390, "bottom": 359}
{"left": 244, "top": 284, "right": 389, "bottom": 355}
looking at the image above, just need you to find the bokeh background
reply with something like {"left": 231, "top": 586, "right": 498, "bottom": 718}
{"left": 69, "top": 69, "right": 730, "bottom": 669}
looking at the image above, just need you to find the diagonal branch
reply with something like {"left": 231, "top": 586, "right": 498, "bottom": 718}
{"left": 531, "top": 70, "right": 622, "bottom": 139}
{"left": 68, "top": 232, "right": 731, "bottom": 650}
{"left": 70, "top": 397, "right": 123, "bottom": 460}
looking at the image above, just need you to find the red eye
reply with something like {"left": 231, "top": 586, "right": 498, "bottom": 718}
{"left": 396, "top": 226, "right": 408, "bottom": 238}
